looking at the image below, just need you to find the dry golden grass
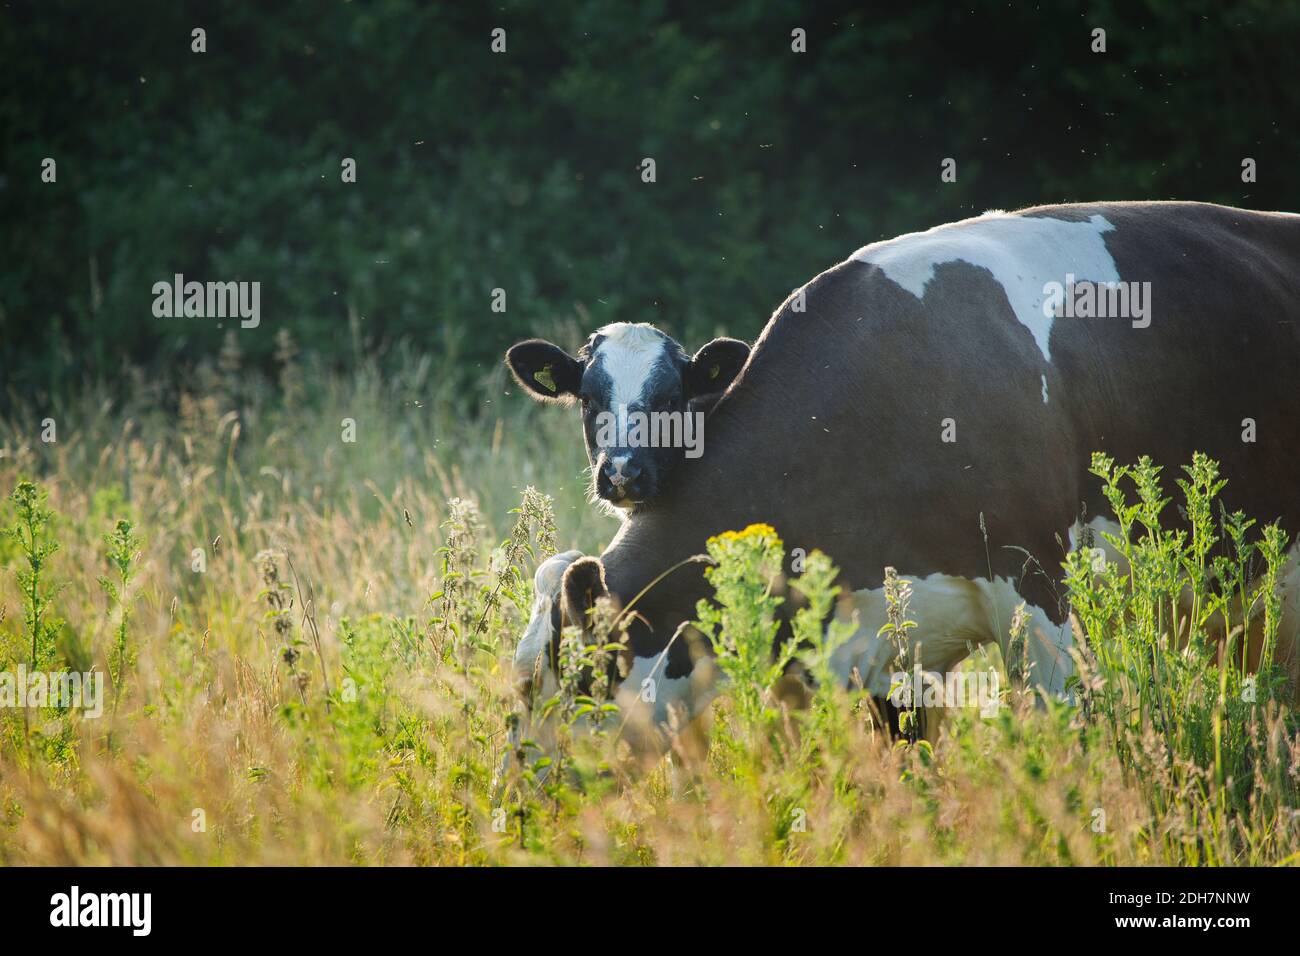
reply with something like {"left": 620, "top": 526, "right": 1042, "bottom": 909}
{"left": 0, "top": 345, "right": 1297, "bottom": 866}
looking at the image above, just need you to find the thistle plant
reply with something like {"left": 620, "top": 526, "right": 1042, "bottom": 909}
{"left": 99, "top": 518, "right": 141, "bottom": 719}
{"left": 880, "top": 566, "right": 920, "bottom": 742}
{"left": 431, "top": 497, "right": 484, "bottom": 662}
{"left": 258, "top": 549, "right": 307, "bottom": 706}
{"left": 1005, "top": 601, "right": 1029, "bottom": 687}
{"left": 471, "top": 486, "right": 557, "bottom": 646}
{"left": 554, "top": 592, "right": 623, "bottom": 728}
{"left": 7, "top": 480, "right": 61, "bottom": 672}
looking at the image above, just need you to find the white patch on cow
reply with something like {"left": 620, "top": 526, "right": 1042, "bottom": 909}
{"left": 831, "top": 573, "right": 1074, "bottom": 699}
{"left": 851, "top": 211, "right": 1119, "bottom": 363}
{"left": 513, "top": 550, "right": 584, "bottom": 695}
{"left": 616, "top": 653, "right": 700, "bottom": 728}
{"left": 1068, "top": 516, "right": 1123, "bottom": 567}
{"left": 593, "top": 322, "right": 669, "bottom": 414}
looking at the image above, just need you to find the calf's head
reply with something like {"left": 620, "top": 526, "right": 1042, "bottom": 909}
{"left": 506, "top": 323, "right": 749, "bottom": 509}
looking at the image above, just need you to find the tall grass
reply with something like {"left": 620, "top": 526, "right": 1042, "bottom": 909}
{"left": 0, "top": 350, "right": 1296, "bottom": 865}
{"left": 1063, "top": 453, "right": 1299, "bottom": 864}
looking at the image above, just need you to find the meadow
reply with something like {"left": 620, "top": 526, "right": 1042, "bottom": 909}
{"left": 1, "top": 336, "right": 1297, "bottom": 866}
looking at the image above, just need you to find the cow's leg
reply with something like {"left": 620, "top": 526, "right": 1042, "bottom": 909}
{"left": 836, "top": 574, "right": 1032, "bottom": 719}
{"left": 835, "top": 575, "right": 989, "bottom": 692}
{"left": 500, "top": 549, "right": 586, "bottom": 788}
{"left": 614, "top": 652, "right": 719, "bottom": 749}
{"left": 979, "top": 576, "right": 1075, "bottom": 700}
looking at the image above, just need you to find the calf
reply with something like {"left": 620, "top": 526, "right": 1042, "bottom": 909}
{"left": 506, "top": 323, "right": 749, "bottom": 511}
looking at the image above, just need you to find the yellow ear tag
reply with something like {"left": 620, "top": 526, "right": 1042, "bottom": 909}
{"left": 709, "top": 364, "right": 720, "bottom": 380}
{"left": 534, "top": 364, "right": 557, "bottom": 392}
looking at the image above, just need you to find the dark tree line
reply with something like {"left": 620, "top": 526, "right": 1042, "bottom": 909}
{"left": 3, "top": 0, "right": 1298, "bottom": 402}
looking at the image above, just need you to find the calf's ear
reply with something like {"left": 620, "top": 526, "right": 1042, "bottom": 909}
{"left": 686, "top": 337, "right": 750, "bottom": 398}
{"left": 562, "top": 557, "right": 608, "bottom": 629}
{"left": 505, "top": 339, "right": 583, "bottom": 403}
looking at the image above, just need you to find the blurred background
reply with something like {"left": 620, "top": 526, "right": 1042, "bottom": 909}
{"left": 5, "top": 0, "right": 1300, "bottom": 405}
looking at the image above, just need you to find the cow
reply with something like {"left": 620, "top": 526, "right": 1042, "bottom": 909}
{"left": 505, "top": 324, "right": 750, "bottom": 511}
{"left": 512, "top": 201, "right": 1300, "bottom": 737}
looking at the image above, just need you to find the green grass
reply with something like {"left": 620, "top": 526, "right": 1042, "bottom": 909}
{"left": 0, "top": 347, "right": 1297, "bottom": 865}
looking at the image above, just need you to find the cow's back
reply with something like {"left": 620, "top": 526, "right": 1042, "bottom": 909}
{"left": 1038, "top": 202, "right": 1300, "bottom": 531}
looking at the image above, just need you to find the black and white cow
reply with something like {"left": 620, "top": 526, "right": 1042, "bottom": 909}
{"left": 506, "top": 324, "right": 749, "bottom": 510}
{"left": 514, "top": 201, "right": 1300, "bottom": 732}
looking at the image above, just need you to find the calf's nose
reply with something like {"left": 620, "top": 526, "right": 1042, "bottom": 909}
{"left": 603, "top": 456, "right": 641, "bottom": 488}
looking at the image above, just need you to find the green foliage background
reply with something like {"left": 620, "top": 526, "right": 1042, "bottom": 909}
{"left": 3, "top": 0, "right": 1299, "bottom": 400}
